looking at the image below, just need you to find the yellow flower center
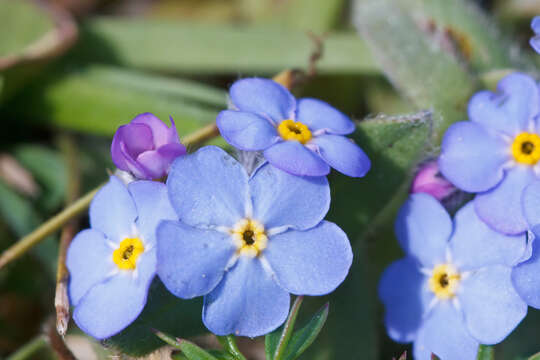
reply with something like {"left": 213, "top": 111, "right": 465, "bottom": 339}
{"left": 231, "top": 218, "right": 267, "bottom": 258}
{"left": 511, "top": 132, "right": 540, "bottom": 165}
{"left": 113, "top": 237, "right": 145, "bottom": 270}
{"left": 429, "top": 264, "right": 460, "bottom": 300}
{"left": 277, "top": 119, "right": 312, "bottom": 144}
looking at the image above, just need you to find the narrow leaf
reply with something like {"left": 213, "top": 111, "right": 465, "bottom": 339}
{"left": 265, "top": 296, "right": 304, "bottom": 360}
{"left": 476, "top": 345, "right": 494, "bottom": 360}
{"left": 281, "top": 303, "right": 329, "bottom": 360}
{"left": 176, "top": 340, "right": 219, "bottom": 360}
{"left": 216, "top": 335, "right": 247, "bottom": 360}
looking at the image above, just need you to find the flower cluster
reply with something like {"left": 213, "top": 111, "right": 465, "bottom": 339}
{"left": 67, "top": 79, "right": 367, "bottom": 339}
{"left": 380, "top": 72, "right": 540, "bottom": 359}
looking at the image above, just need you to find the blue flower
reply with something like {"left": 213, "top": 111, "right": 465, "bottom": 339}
{"left": 67, "top": 176, "right": 176, "bottom": 339}
{"left": 439, "top": 72, "right": 540, "bottom": 234}
{"left": 512, "top": 180, "right": 540, "bottom": 308}
{"left": 156, "top": 146, "right": 353, "bottom": 337}
{"left": 216, "top": 78, "right": 371, "bottom": 177}
{"left": 531, "top": 16, "right": 540, "bottom": 54}
{"left": 379, "top": 194, "right": 527, "bottom": 360}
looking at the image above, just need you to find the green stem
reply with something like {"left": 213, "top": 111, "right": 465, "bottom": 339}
{"left": 217, "top": 335, "right": 247, "bottom": 360}
{"left": 273, "top": 296, "right": 304, "bottom": 360}
{"left": 7, "top": 336, "right": 48, "bottom": 360}
{"left": 0, "top": 186, "right": 101, "bottom": 270}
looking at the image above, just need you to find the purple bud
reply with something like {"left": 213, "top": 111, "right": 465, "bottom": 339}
{"left": 111, "top": 113, "right": 187, "bottom": 180}
{"left": 410, "top": 161, "right": 455, "bottom": 201}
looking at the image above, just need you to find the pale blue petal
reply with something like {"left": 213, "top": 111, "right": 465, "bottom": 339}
{"left": 533, "top": 16, "right": 540, "bottom": 33}
{"left": 89, "top": 176, "right": 137, "bottom": 242}
{"left": 310, "top": 134, "right": 371, "bottom": 177}
{"left": 217, "top": 110, "right": 280, "bottom": 151}
{"left": 413, "top": 302, "right": 478, "bottom": 360}
{"left": 156, "top": 220, "right": 236, "bottom": 299}
{"left": 475, "top": 166, "right": 536, "bottom": 235}
{"left": 512, "top": 240, "right": 540, "bottom": 308}
{"left": 468, "top": 73, "right": 539, "bottom": 136}
{"left": 295, "top": 98, "right": 355, "bottom": 134}
{"left": 263, "top": 141, "right": 329, "bottom": 176}
{"left": 167, "top": 146, "right": 248, "bottom": 228}
{"left": 450, "top": 202, "right": 527, "bottom": 270}
{"left": 531, "top": 36, "right": 540, "bottom": 54}
{"left": 378, "top": 257, "right": 432, "bottom": 343}
{"left": 249, "top": 163, "right": 329, "bottom": 230}
{"left": 265, "top": 221, "right": 352, "bottom": 296}
{"left": 395, "top": 194, "right": 452, "bottom": 267}
{"left": 67, "top": 229, "right": 115, "bottom": 306}
{"left": 522, "top": 180, "right": 540, "bottom": 237}
{"left": 229, "top": 78, "right": 295, "bottom": 122}
{"left": 128, "top": 181, "right": 177, "bottom": 246}
{"left": 439, "top": 121, "right": 509, "bottom": 192}
{"left": 460, "top": 266, "right": 527, "bottom": 344}
{"left": 73, "top": 249, "right": 156, "bottom": 340}
{"left": 203, "top": 257, "right": 290, "bottom": 337}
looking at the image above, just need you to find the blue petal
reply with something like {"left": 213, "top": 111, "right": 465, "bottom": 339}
{"left": 512, "top": 240, "right": 540, "bottom": 308}
{"left": 202, "top": 257, "right": 290, "bottom": 337}
{"left": 439, "top": 121, "right": 509, "bottom": 192}
{"left": 217, "top": 110, "right": 280, "bottom": 151}
{"left": 310, "top": 134, "right": 371, "bottom": 177}
{"left": 522, "top": 180, "right": 540, "bottom": 237}
{"left": 167, "top": 146, "right": 249, "bottom": 228}
{"left": 460, "top": 266, "right": 527, "bottom": 344}
{"left": 531, "top": 36, "right": 540, "bottom": 54}
{"left": 533, "top": 16, "right": 540, "bottom": 34}
{"left": 156, "top": 220, "right": 236, "bottom": 299}
{"left": 468, "top": 73, "right": 539, "bottom": 136}
{"left": 450, "top": 201, "right": 527, "bottom": 270}
{"left": 128, "top": 181, "right": 177, "bottom": 246}
{"left": 249, "top": 163, "right": 330, "bottom": 230}
{"left": 73, "top": 249, "right": 156, "bottom": 340}
{"left": 90, "top": 176, "right": 137, "bottom": 242}
{"left": 264, "top": 221, "right": 352, "bottom": 295}
{"left": 395, "top": 194, "right": 452, "bottom": 267}
{"left": 67, "top": 229, "right": 115, "bottom": 306}
{"left": 263, "top": 141, "right": 330, "bottom": 176}
{"left": 475, "top": 166, "right": 536, "bottom": 235}
{"left": 295, "top": 98, "right": 355, "bottom": 134}
{"left": 229, "top": 78, "right": 296, "bottom": 122}
{"left": 378, "top": 257, "right": 432, "bottom": 343}
{"left": 413, "top": 302, "right": 478, "bottom": 360}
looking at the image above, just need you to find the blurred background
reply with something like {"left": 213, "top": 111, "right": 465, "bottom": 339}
{"left": 1, "top": 0, "right": 540, "bottom": 359}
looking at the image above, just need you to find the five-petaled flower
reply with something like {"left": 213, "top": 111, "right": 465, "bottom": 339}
{"left": 512, "top": 180, "right": 540, "bottom": 309}
{"left": 531, "top": 16, "right": 540, "bottom": 54}
{"left": 216, "top": 78, "right": 371, "bottom": 177}
{"left": 439, "top": 72, "right": 540, "bottom": 234}
{"left": 156, "top": 146, "right": 353, "bottom": 337}
{"left": 379, "top": 193, "right": 527, "bottom": 360}
{"left": 111, "top": 113, "right": 187, "bottom": 180}
{"left": 67, "top": 176, "right": 176, "bottom": 339}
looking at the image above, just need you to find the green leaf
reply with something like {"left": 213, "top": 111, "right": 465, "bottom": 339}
{"left": 105, "top": 278, "right": 206, "bottom": 357}
{"left": 6, "top": 65, "right": 225, "bottom": 137}
{"left": 353, "top": 0, "right": 476, "bottom": 140}
{"left": 216, "top": 336, "right": 247, "bottom": 360}
{"left": 265, "top": 296, "right": 304, "bottom": 360}
{"left": 72, "top": 19, "right": 377, "bottom": 75}
{"left": 176, "top": 340, "right": 219, "bottom": 360}
{"left": 529, "top": 352, "right": 540, "bottom": 360}
{"left": 0, "top": 0, "right": 77, "bottom": 101}
{"left": 476, "top": 345, "right": 494, "bottom": 360}
{"left": 281, "top": 303, "right": 329, "bottom": 360}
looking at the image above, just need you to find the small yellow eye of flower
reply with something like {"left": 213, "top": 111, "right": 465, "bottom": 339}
{"left": 511, "top": 132, "right": 540, "bottom": 165}
{"left": 231, "top": 219, "right": 267, "bottom": 258}
{"left": 429, "top": 264, "right": 461, "bottom": 300}
{"left": 278, "top": 119, "right": 312, "bottom": 144}
{"left": 113, "top": 237, "right": 145, "bottom": 270}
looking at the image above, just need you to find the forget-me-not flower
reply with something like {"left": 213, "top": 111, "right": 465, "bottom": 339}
{"left": 156, "top": 146, "right": 353, "bottom": 337}
{"left": 379, "top": 194, "right": 527, "bottom": 360}
{"left": 512, "top": 180, "right": 540, "bottom": 309}
{"left": 439, "top": 72, "right": 540, "bottom": 234}
{"left": 531, "top": 16, "right": 540, "bottom": 54}
{"left": 111, "top": 113, "right": 186, "bottom": 180}
{"left": 67, "top": 176, "right": 176, "bottom": 339}
{"left": 216, "top": 78, "right": 371, "bottom": 177}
